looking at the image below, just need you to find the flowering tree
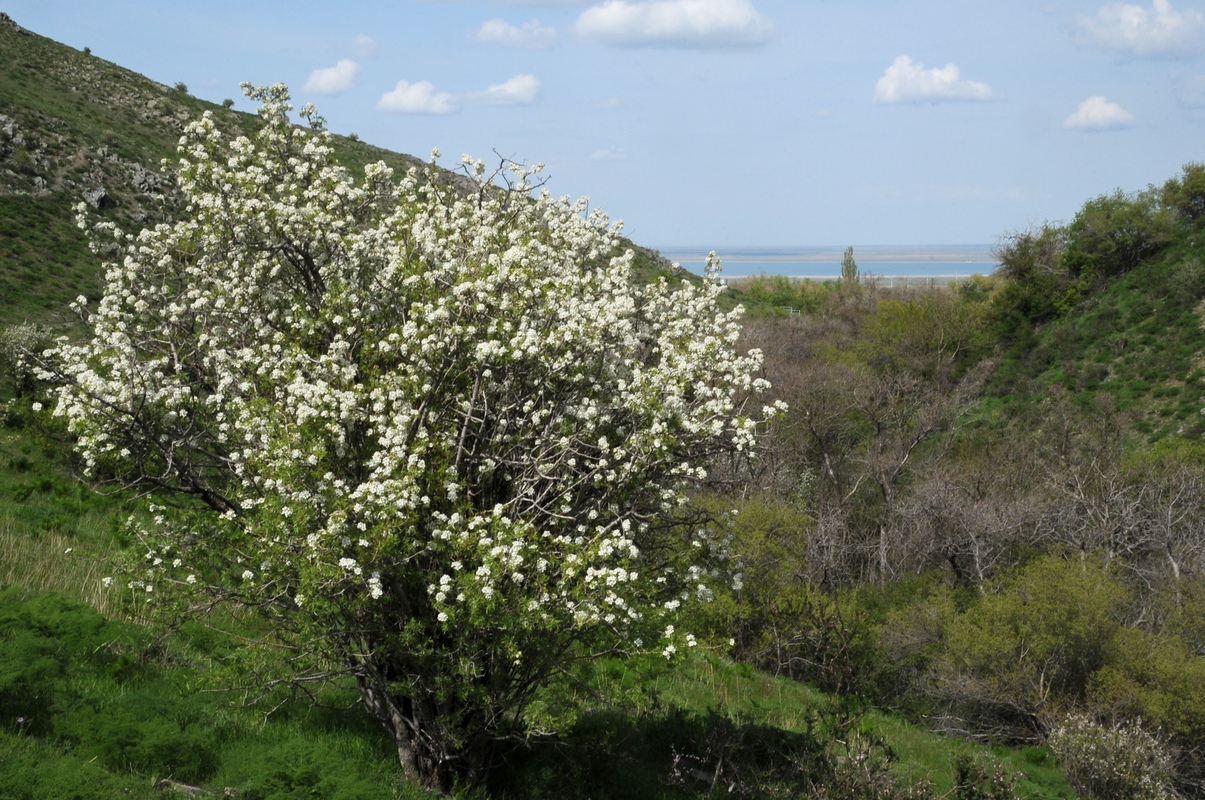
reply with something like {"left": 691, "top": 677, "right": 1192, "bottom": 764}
{"left": 43, "top": 84, "right": 776, "bottom": 788}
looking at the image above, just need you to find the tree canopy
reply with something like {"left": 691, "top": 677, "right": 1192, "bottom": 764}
{"left": 42, "top": 84, "right": 778, "bottom": 789}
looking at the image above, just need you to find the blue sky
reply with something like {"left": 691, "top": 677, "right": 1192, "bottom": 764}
{"left": 10, "top": 0, "right": 1205, "bottom": 248}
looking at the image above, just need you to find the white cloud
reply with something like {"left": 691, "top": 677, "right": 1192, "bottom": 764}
{"left": 573, "top": 0, "right": 774, "bottom": 48}
{"left": 1075, "top": 0, "right": 1205, "bottom": 57}
{"left": 302, "top": 59, "right": 361, "bottom": 96}
{"left": 474, "top": 18, "right": 558, "bottom": 48}
{"left": 1063, "top": 95, "right": 1136, "bottom": 129}
{"left": 873, "top": 56, "right": 993, "bottom": 104}
{"left": 590, "top": 146, "right": 626, "bottom": 160}
{"left": 377, "top": 80, "right": 458, "bottom": 114}
{"left": 464, "top": 74, "right": 542, "bottom": 105}
{"left": 377, "top": 74, "right": 541, "bottom": 114}
{"left": 351, "top": 35, "right": 378, "bottom": 59}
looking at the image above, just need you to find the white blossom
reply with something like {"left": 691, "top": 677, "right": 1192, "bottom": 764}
{"left": 41, "top": 82, "right": 779, "bottom": 780}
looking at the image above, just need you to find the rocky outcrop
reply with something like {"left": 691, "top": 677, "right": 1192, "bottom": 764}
{"left": 82, "top": 187, "right": 116, "bottom": 210}
{"left": 129, "top": 162, "right": 164, "bottom": 194}
{"left": 0, "top": 12, "right": 29, "bottom": 35}
{"left": 0, "top": 114, "right": 22, "bottom": 160}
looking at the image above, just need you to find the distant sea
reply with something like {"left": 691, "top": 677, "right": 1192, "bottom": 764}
{"left": 657, "top": 245, "right": 998, "bottom": 280}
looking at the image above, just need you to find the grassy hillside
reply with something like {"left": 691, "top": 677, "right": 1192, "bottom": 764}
{"left": 25, "top": 9, "right": 1205, "bottom": 799}
{"left": 0, "top": 14, "right": 696, "bottom": 331}
{"left": 991, "top": 244, "right": 1205, "bottom": 441}
{"left": 979, "top": 177, "right": 1205, "bottom": 445}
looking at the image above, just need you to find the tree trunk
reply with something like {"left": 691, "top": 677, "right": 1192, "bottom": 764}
{"left": 354, "top": 661, "right": 453, "bottom": 792}
{"left": 356, "top": 673, "right": 424, "bottom": 783}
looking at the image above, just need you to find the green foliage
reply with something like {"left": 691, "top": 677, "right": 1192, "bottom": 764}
{"left": 1160, "top": 161, "right": 1205, "bottom": 223}
{"left": 684, "top": 496, "right": 889, "bottom": 707}
{"left": 989, "top": 226, "right": 1068, "bottom": 337}
{"left": 1090, "top": 626, "right": 1205, "bottom": 746}
{"left": 1062, "top": 189, "right": 1174, "bottom": 286}
{"left": 858, "top": 292, "right": 988, "bottom": 379}
{"left": 841, "top": 246, "right": 860, "bottom": 285}
{"left": 728, "top": 274, "right": 838, "bottom": 316}
{"left": 927, "top": 554, "right": 1129, "bottom": 740}
{"left": 983, "top": 226, "right": 1205, "bottom": 440}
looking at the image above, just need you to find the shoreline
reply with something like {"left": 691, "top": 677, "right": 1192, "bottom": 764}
{"left": 721, "top": 273, "right": 982, "bottom": 286}
{"left": 656, "top": 245, "right": 999, "bottom": 282}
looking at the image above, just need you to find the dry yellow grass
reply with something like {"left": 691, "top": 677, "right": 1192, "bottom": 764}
{"left": 0, "top": 513, "right": 120, "bottom": 615}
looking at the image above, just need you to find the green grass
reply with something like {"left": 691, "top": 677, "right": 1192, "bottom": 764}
{"left": 0, "top": 385, "right": 1076, "bottom": 799}
{"left": 0, "top": 572, "right": 1079, "bottom": 800}
{"left": 661, "top": 656, "right": 1074, "bottom": 799}
{"left": 986, "top": 243, "right": 1205, "bottom": 442}
{"left": 0, "top": 195, "right": 97, "bottom": 327}
{"left": 0, "top": 586, "right": 421, "bottom": 800}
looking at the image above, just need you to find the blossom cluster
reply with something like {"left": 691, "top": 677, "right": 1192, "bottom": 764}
{"left": 44, "top": 83, "right": 777, "bottom": 679}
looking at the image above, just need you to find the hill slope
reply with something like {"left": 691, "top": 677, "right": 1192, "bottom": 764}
{"left": 982, "top": 184, "right": 1205, "bottom": 444}
{"left": 0, "top": 12, "right": 702, "bottom": 330}
{"left": 0, "top": 12, "right": 432, "bottom": 327}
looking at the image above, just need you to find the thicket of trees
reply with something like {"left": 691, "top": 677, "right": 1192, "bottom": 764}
{"left": 690, "top": 172, "right": 1205, "bottom": 796}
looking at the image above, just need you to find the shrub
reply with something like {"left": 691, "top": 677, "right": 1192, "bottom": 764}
{"left": 1160, "top": 162, "right": 1205, "bottom": 223}
{"left": 1048, "top": 713, "right": 1177, "bottom": 800}
{"left": 45, "top": 82, "right": 777, "bottom": 790}
{"left": 0, "top": 323, "right": 47, "bottom": 396}
{"left": 1062, "top": 189, "right": 1174, "bottom": 285}
{"left": 925, "top": 554, "right": 1128, "bottom": 741}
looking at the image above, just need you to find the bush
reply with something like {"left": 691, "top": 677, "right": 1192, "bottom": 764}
{"left": 686, "top": 496, "right": 886, "bottom": 704}
{"left": 1062, "top": 189, "right": 1174, "bottom": 285}
{"left": 1160, "top": 162, "right": 1205, "bottom": 223}
{"left": 925, "top": 554, "right": 1129, "bottom": 741}
{"left": 990, "top": 226, "right": 1067, "bottom": 325}
{"left": 47, "top": 82, "right": 776, "bottom": 790}
{"left": 1048, "top": 713, "right": 1177, "bottom": 800}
